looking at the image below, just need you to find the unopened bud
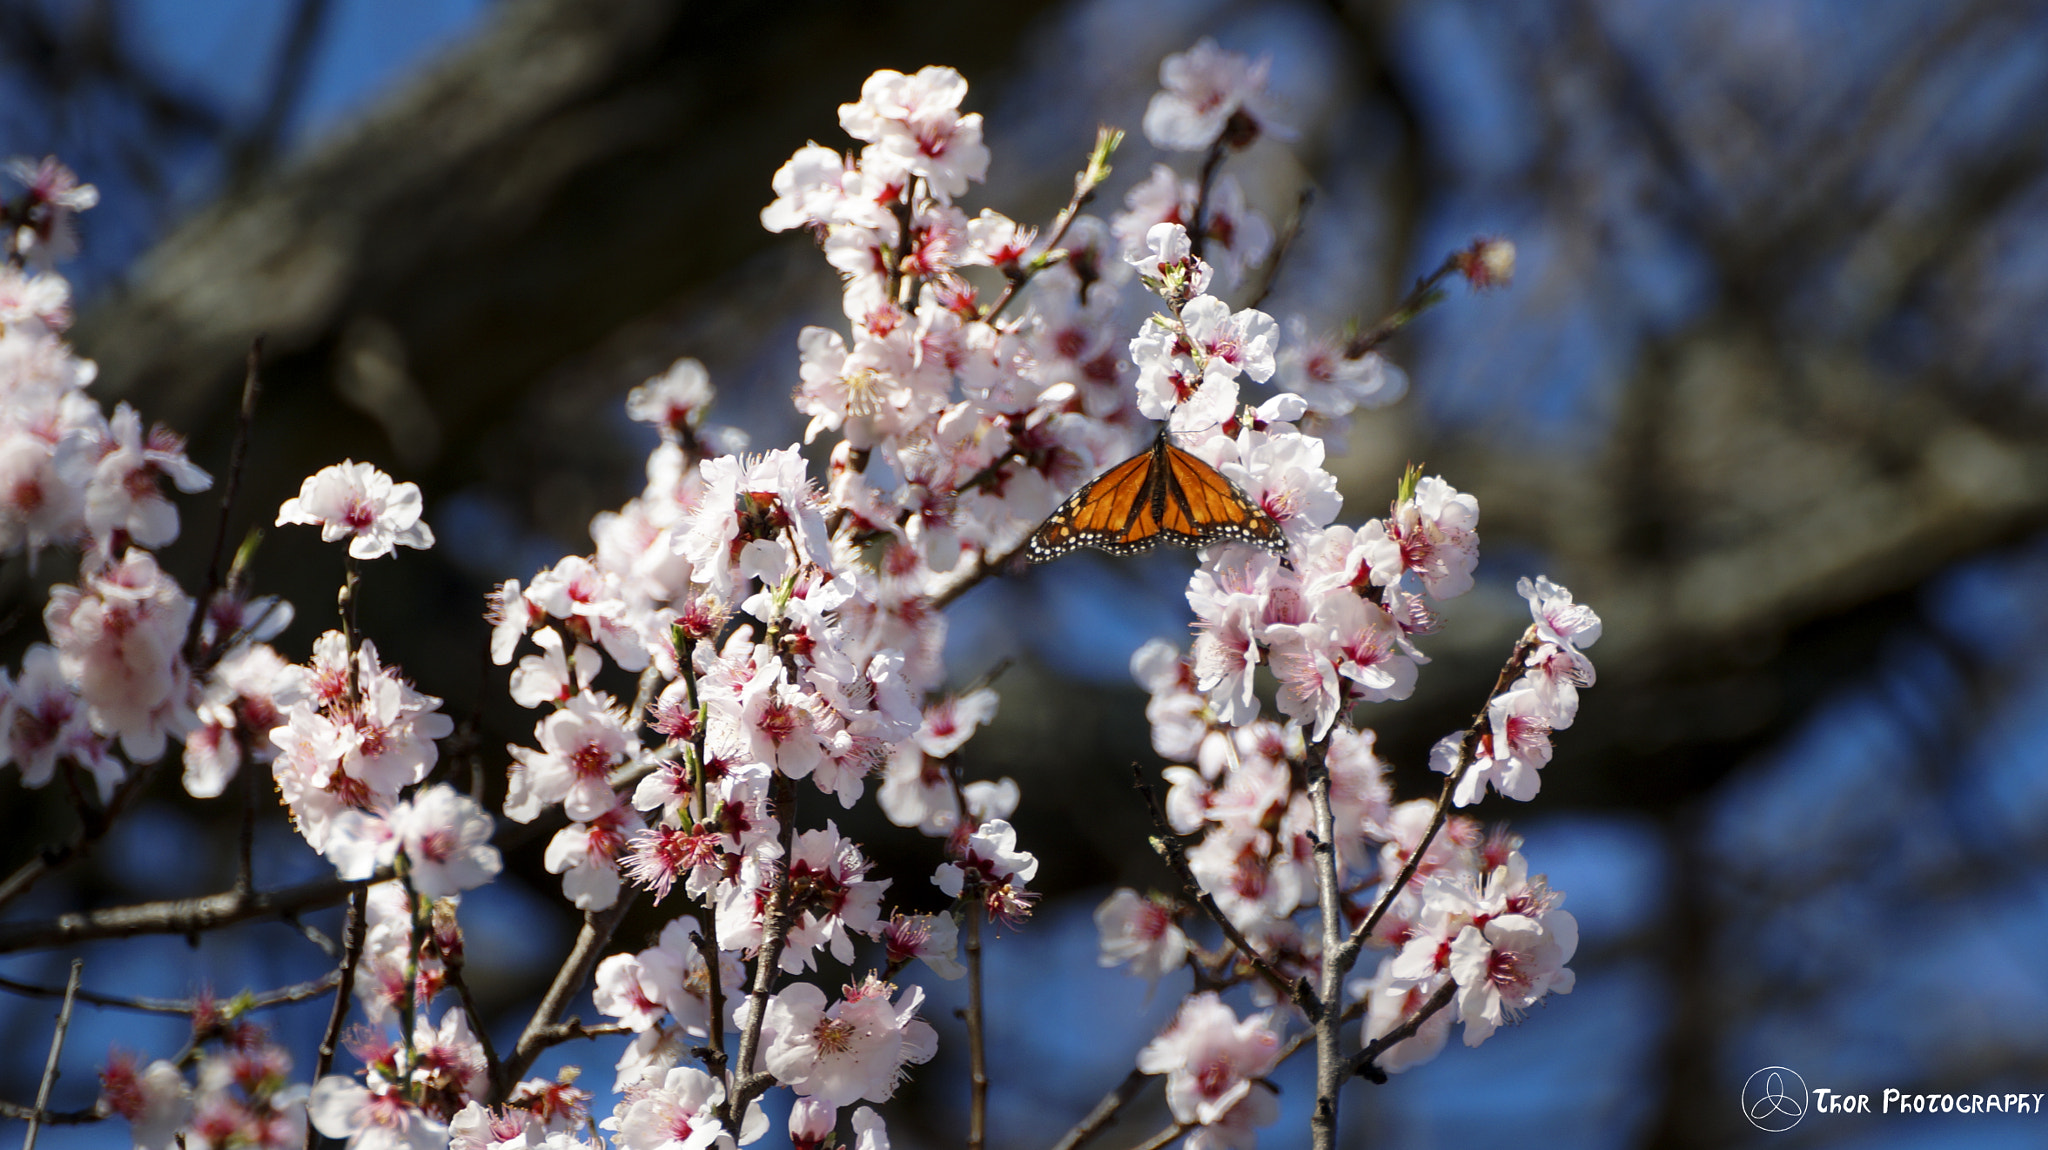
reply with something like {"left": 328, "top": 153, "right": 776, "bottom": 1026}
{"left": 1456, "top": 237, "right": 1515, "bottom": 289}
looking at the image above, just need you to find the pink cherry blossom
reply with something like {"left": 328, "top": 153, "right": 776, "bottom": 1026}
{"left": 1095, "top": 889, "right": 1190, "bottom": 981}
{"left": 84, "top": 402, "right": 210, "bottom": 547}
{"left": 44, "top": 547, "right": 194, "bottom": 763}
{"left": 762, "top": 978, "right": 938, "bottom": 1107}
{"left": 1142, "top": 38, "right": 1291, "bottom": 152}
{"left": 506, "top": 691, "right": 634, "bottom": 823}
{"left": 838, "top": 67, "right": 989, "bottom": 200}
{"left": 275, "top": 461, "right": 434, "bottom": 560}
{"left": 100, "top": 1055, "right": 194, "bottom": 1150}
{"left": 1448, "top": 910, "right": 1578, "bottom": 1046}
{"left": 1136, "top": 992, "right": 1284, "bottom": 1136}
{"left": 388, "top": 784, "right": 502, "bottom": 897}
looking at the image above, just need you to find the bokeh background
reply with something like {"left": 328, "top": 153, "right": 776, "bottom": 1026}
{"left": 5, "top": 0, "right": 2048, "bottom": 1147}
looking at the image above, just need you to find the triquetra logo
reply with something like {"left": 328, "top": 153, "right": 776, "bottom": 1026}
{"left": 1742, "top": 1066, "right": 1809, "bottom": 1132}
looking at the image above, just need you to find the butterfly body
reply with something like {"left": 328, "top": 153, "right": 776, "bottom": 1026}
{"left": 1026, "top": 427, "right": 1286, "bottom": 562}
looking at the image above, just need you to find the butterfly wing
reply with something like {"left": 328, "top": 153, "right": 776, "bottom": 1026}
{"left": 1025, "top": 445, "right": 1160, "bottom": 562}
{"left": 1162, "top": 443, "right": 1288, "bottom": 554}
{"left": 1026, "top": 432, "right": 1288, "bottom": 563}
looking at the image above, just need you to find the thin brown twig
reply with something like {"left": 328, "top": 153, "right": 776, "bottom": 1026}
{"left": 1186, "top": 137, "right": 1229, "bottom": 261}
{"left": 1339, "top": 634, "right": 1535, "bottom": 965}
{"left": 726, "top": 774, "right": 801, "bottom": 1120}
{"left": 1343, "top": 253, "right": 1462, "bottom": 358}
{"left": 1344, "top": 979, "right": 1456, "bottom": 1084}
{"left": 522, "top": 1020, "right": 633, "bottom": 1048}
{"left": 0, "top": 971, "right": 339, "bottom": 1015}
{"left": 686, "top": 922, "right": 728, "bottom": 1081}
{"left": 964, "top": 894, "right": 988, "bottom": 1150}
{"left": 1047, "top": 1067, "right": 1152, "bottom": 1150}
{"left": 1130, "top": 1121, "right": 1194, "bottom": 1150}
{"left": 437, "top": 931, "right": 502, "bottom": 1096}
{"left": 1133, "top": 767, "right": 1317, "bottom": 1016}
{"left": 0, "top": 869, "right": 383, "bottom": 953}
{"left": 186, "top": 336, "right": 264, "bottom": 666}
{"left": 310, "top": 885, "right": 367, "bottom": 1101}
{"left": 982, "top": 125, "right": 1122, "bottom": 324}
{"left": 235, "top": 747, "right": 257, "bottom": 900}
{"left": 23, "top": 959, "right": 81, "bottom": 1150}
{"left": 1245, "top": 188, "right": 1314, "bottom": 311}
{"left": 0, "top": 1103, "right": 96, "bottom": 1126}
{"left": 496, "top": 891, "right": 640, "bottom": 1098}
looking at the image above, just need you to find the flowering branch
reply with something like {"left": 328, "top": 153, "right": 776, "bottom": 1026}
{"left": 1343, "top": 633, "right": 1537, "bottom": 960}
{"left": 1134, "top": 767, "right": 1314, "bottom": 1013}
{"left": 982, "top": 125, "right": 1122, "bottom": 323}
{"left": 724, "top": 773, "right": 800, "bottom": 1121}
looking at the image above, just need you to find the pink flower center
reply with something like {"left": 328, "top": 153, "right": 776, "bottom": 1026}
{"left": 416, "top": 828, "right": 454, "bottom": 863}
{"left": 1194, "top": 1056, "right": 1237, "bottom": 1101}
{"left": 756, "top": 697, "right": 800, "bottom": 745}
{"left": 571, "top": 739, "right": 613, "bottom": 780}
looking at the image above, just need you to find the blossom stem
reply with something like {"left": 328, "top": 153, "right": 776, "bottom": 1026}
{"left": 496, "top": 890, "right": 639, "bottom": 1096}
{"left": 185, "top": 336, "right": 264, "bottom": 668}
{"left": 965, "top": 890, "right": 989, "bottom": 1150}
{"left": 1341, "top": 634, "right": 1536, "bottom": 962}
{"left": 1304, "top": 733, "right": 1346, "bottom": 1150}
{"left": 727, "top": 772, "right": 800, "bottom": 1122}
{"left": 310, "top": 882, "right": 367, "bottom": 1145}
{"left": 1345, "top": 979, "right": 1456, "bottom": 1084}
{"left": 1187, "top": 137, "right": 1230, "bottom": 262}
{"left": 235, "top": 750, "right": 257, "bottom": 900}
{"left": 22, "top": 958, "right": 80, "bottom": 1150}
{"left": 982, "top": 125, "right": 1122, "bottom": 324}
{"left": 1134, "top": 767, "right": 1317, "bottom": 1015}
{"left": 1245, "top": 187, "right": 1313, "bottom": 310}
{"left": 397, "top": 873, "right": 425, "bottom": 1100}
{"left": 338, "top": 554, "right": 362, "bottom": 707}
{"left": 1343, "top": 251, "right": 1462, "bottom": 358}
{"left": 1047, "top": 1067, "right": 1152, "bottom": 1150}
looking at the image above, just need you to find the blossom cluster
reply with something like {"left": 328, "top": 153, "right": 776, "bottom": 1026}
{"left": 6, "top": 34, "right": 1604, "bottom": 1150}
{"left": 1075, "top": 40, "right": 1600, "bottom": 1148}
{"left": 99, "top": 1012, "right": 307, "bottom": 1150}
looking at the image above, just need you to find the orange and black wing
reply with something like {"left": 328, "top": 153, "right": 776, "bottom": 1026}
{"left": 1159, "top": 443, "right": 1287, "bottom": 554}
{"left": 1025, "top": 444, "right": 1161, "bottom": 562}
{"left": 1026, "top": 434, "right": 1288, "bottom": 562}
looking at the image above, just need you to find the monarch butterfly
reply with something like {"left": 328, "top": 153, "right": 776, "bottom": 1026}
{"left": 1026, "top": 426, "right": 1287, "bottom": 562}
